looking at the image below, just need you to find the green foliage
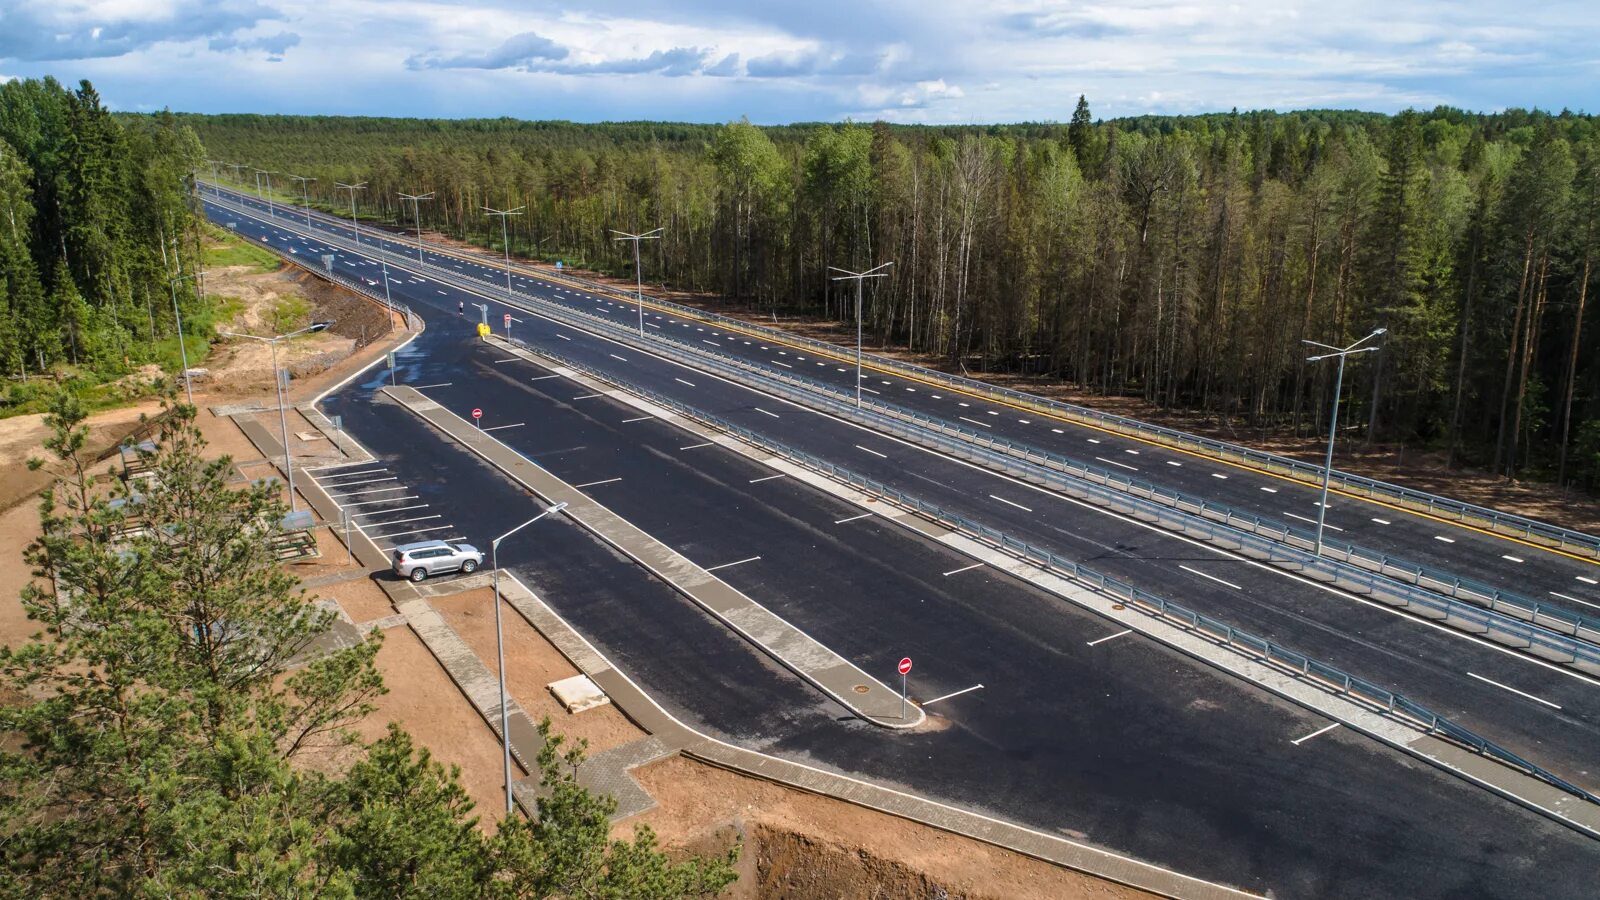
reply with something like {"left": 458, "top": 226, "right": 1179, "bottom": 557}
{"left": 0, "top": 389, "right": 738, "bottom": 897}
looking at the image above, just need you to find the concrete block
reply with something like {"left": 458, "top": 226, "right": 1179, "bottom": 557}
{"left": 549, "top": 674, "right": 610, "bottom": 713}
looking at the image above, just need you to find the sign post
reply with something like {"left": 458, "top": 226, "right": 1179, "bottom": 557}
{"left": 342, "top": 508, "right": 353, "bottom": 564}
{"left": 386, "top": 351, "right": 396, "bottom": 386}
{"left": 504, "top": 312, "right": 512, "bottom": 340}
{"left": 472, "top": 408, "right": 483, "bottom": 429}
{"left": 898, "top": 657, "right": 913, "bottom": 720}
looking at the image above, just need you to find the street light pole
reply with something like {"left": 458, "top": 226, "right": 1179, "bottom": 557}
{"left": 490, "top": 501, "right": 569, "bottom": 815}
{"left": 399, "top": 191, "right": 435, "bottom": 265}
{"left": 335, "top": 181, "right": 367, "bottom": 248}
{"left": 828, "top": 262, "right": 894, "bottom": 408}
{"left": 484, "top": 204, "right": 525, "bottom": 313}
{"left": 610, "top": 227, "right": 662, "bottom": 338}
{"left": 219, "top": 322, "right": 335, "bottom": 513}
{"left": 1303, "top": 327, "right": 1387, "bottom": 555}
{"left": 288, "top": 174, "right": 316, "bottom": 227}
{"left": 255, "top": 170, "right": 277, "bottom": 219}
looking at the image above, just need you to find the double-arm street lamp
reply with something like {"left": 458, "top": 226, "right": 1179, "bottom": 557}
{"left": 828, "top": 262, "right": 894, "bottom": 408}
{"left": 490, "top": 501, "right": 569, "bottom": 814}
{"left": 219, "top": 322, "right": 335, "bottom": 513}
{"left": 255, "top": 170, "right": 278, "bottom": 219}
{"left": 483, "top": 205, "right": 525, "bottom": 314}
{"left": 288, "top": 174, "right": 316, "bottom": 227}
{"left": 399, "top": 191, "right": 434, "bottom": 265}
{"left": 611, "top": 227, "right": 662, "bottom": 338}
{"left": 1303, "top": 327, "right": 1387, "bottom": 554}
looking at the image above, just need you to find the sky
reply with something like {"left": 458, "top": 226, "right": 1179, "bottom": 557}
{"left": 1, "top": 1, "right": 1597, "bottom": 124}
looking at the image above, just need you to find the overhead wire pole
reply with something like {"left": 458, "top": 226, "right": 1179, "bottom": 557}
{"left": 1303, "top": 327, "right": 1387, "bottom": 555}
{"left": 490, "top": 501, "right": 569, "bottom": 815}
{"left": 828, "top": 262, "right": 894, "bottom": 408}
{"left": 610, "top": 227, "right": 662, "bottom": 337}
{"left": 483, "top": 204, "right": 525, "bottom": 316}
{"left": 219, "top": 322, "right": 335, "bottom": 513}
{"left": 288, "top": 174, "right": 316, "bottom": 226}
{"left": 399, "top": 191, "right": 434, "bottom": 265}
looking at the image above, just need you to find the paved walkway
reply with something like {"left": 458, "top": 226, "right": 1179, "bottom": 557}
{"left": 382, "top": 384, "right": 922, "bottom": 729}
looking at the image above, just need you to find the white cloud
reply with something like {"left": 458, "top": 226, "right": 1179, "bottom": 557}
{"left": 0, "top": 0, "right": 1595, "bottom": 123}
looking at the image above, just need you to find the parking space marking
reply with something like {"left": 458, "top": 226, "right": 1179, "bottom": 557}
{"left": 529, "top": 374, "right": 561, "bottom": 380}
{"left": 855, "top": 444, "right": 889, "bottom": 458}
{"left": 326, "top": 476, "right": 398, "bottom": 489}
{"left": 321, "top": 467, "right": 388, "bottom": 480}
{"left": 326, "top": 485, "right": 408, "bottom": 498}
{"left": 572, "top": 393, "right": 604, "bottom": 400}
{"left": 675, "top": 378, "right": 697, "bottom": 387}
{"left": 573, "top": 477, "right": 623, "bottom": 488}
{"left": 749, "top": 473, "right": 786, "bottom": 483}
{"left": 374, "top": 525, "right": 454, "bottom": 542}
{"left": 1467, "top": 672, "right": 1562, "bottom": 709}
{"left": 1290, "top": 723, "right": 1340, "bottom": 746}
{"left": 753, "top": 407, "right": 781, "bottom": 418}
{"left": 1086, "top": 629, "right": 1133, "bottom": 646}
{"left": 621, "top": 415, "right": 653, "bottom": 423}
{"left": 414, "top": 383, "right": 453, "bottom": 390}
{"left": 361, "top": 514, "right": 443, "bottom": 529}
{"left": 679, "top": 442, "right": 714, "bottom": 450}
{"left": 482, "top": 422, "right": 525, "bottom": 432}
{"left": 339, "top": 495, "right": 420, "bottom": 507}
{"left": 943, "top": 563, "right": 984, "bottom": 577}
{"left": 834, "top": 512, "right": 874, "bottom": 524}
{"left": 353, "top": 504, "right": 429, "bottom": 518}
{"left": 1501, "top": 555, "right": 1524, "bottom": 563}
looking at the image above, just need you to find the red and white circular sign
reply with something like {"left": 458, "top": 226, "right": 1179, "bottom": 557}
{"left": 898, "top": 657, "right": 913, "bottom": 676}
{"left": 471, "top": 408, "right": 483, "bottom": 420}
{"left": 503, "top": 313, "right": 512, "bottom": 327}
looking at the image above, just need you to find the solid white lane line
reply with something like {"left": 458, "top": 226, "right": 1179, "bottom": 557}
{"left": 772, "top": 360, "right": 793, "bottom": 368}
{"left": 1551, "top": 591, "right": 1600, "bottom": 611}
{"left": 861, "top": 387, "right": 881, "bottom": 394}
{"left": 704, "top": 556, "right": 761, "bottom": 572}
{"left": 1086, "top": 629, "right": 1133, "bottom": 646}
{"left": 834, "top": 512, "right": 874, "bottom": 524}
{"left": 1501, "top": 555, "right": 1524, "bottom": 563}
{"left": 1094, "top": 456, "right": 1138, "bottom": 472}
{"left": 749, "top": 473, "right": 786, "bottom": 483}
{"left": 754, "top": 407, "right": 781, "bottom": 418}
{"left": 679, "top": 442, "right": 714, "bottom": 450}
{"left": 572, "top": 477, "right": 623, "bottom": 488}
{"left": 1467, "top": 672, "right": 1562, "bottom": 709}
{"left": 621, "top": 416, "right": 653, "bottom": 423}
{"left": 1179, "top": 564, "right": 1243, "bottom": 590}
{"left": 943, "top": 563, "right": 984, "bottom": 577}
{"left": 1290, "top": 723, "right": 1341, "bottom": 746}
{"left": 675, "top": 378, "right": 697, "bottom": 387}
{"left": 922, "top": 684, "right": 986, "bottom": 706}
{"left": 481, "top": 422, "right": 525, "bottom": 432}
{"left": 855, "top": 444, "right": 889, "bottom": 458}
{"left": 989, "top": 494, "right": 1033, "bottom": 512}
{"left": 1283, "top": 511, "right": 1343, "bottom": 531}
{"left": 958, "top": 415, "right": 992, "bottom": 428}
{"left": 529, "top": 374, "right": 561, "bottom": 380}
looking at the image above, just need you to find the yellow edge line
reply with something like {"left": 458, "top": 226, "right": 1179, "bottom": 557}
{"left": 275, "top": 196, "right": 1600, "bottom": 568}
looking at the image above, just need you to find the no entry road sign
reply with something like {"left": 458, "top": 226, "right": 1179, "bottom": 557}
{"left": 504, "top": 313, "right": 512, "bottom": 328}
{"left": 898, "top": 657, "right": 913, "bottom": 675}
{"left": 472, "top": 408, "right": 482, "bottom": 420}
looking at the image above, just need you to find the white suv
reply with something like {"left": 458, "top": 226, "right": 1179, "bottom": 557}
{"left": 392, "top": 540, "right": 484, "bottom": 582}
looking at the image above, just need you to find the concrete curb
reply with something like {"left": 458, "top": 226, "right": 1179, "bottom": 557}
{"left": 380, "top": 383, "right": 925, "bottom": 730}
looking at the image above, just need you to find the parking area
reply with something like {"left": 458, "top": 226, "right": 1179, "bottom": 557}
{"left": 304, "top": 462, "right": 466, "bottom": 552}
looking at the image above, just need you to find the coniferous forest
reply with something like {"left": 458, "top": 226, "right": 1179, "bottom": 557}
{"left": 138, "top": 104, "right": 1600, "bottom": 491}
{"left": 0, "top": 77, "right": 206, "bottom": 393}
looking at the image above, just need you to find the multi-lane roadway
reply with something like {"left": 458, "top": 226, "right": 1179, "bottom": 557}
{"left": 203, "top": 184, "right": 1600, "bottom": 896}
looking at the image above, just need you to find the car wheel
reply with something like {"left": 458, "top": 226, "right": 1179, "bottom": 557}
{"left": 409, "top": 567, "right": 428, "bottom": 583}
{"left": 460, "top": 559, "right": 479, "bottom": 574}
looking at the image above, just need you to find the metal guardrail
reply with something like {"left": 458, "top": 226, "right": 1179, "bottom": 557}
{"left": 209, "top": 190, "right": 1600, "bottom": 671}
{"left": 504, "top": 335, "right": 1600, "bottom": 809}
{"left": 216, "top": 179, "right": 1600, "bottom": 559}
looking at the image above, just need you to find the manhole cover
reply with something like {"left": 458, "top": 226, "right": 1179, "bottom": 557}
{"left": 853, "top": 684, "right": 870, "bottom": 694}
{"left": 1112, "top": 603, "right": 1126, "bottom": 611}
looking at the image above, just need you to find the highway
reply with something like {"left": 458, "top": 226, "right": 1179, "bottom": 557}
{"left": 313, "top": 298, "right": 1600, "bottom": 897}
{"left": 203, "top": 188, "right": 1600, "bottom": 789}
{"left": 208, "top": 186, "right": 1600, "bottom": 622}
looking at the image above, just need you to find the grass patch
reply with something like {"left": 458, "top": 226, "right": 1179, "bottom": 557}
{"left": 204, "top": 225, "right": 281, "bottom": 273}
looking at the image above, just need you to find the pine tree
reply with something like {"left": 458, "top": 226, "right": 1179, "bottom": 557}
{"left": 1068, "top": 95, "right": 1093, "bottom": 167}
